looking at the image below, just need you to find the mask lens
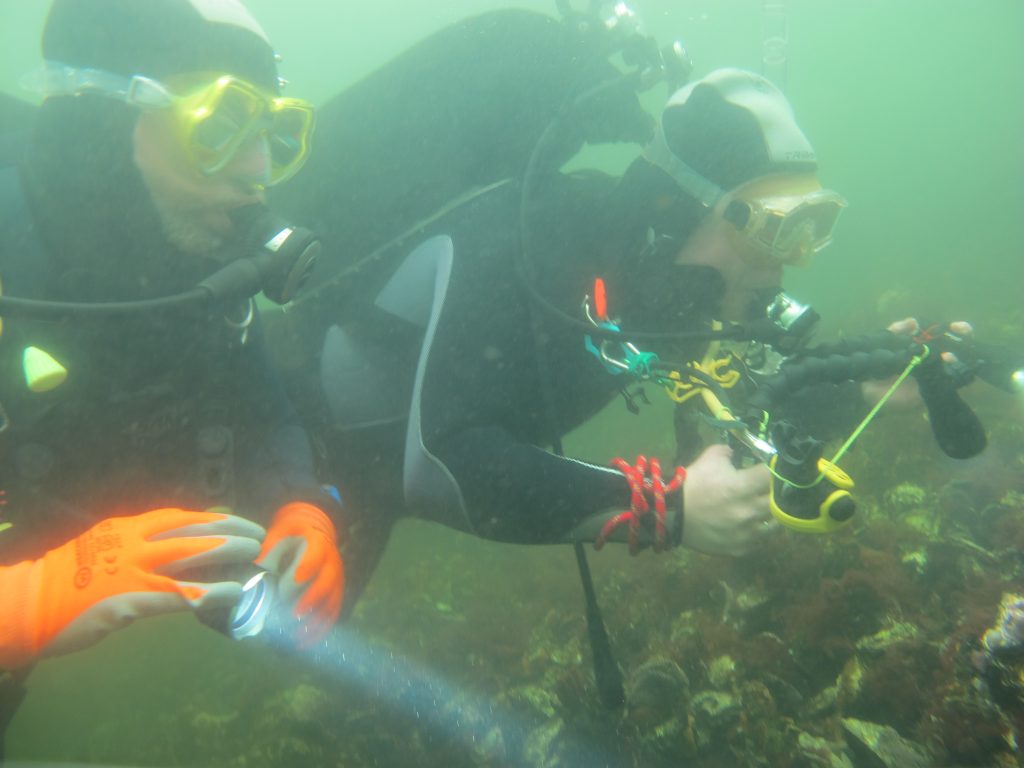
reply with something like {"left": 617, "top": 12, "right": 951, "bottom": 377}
{"left": 187, "top": 80, "right": 262, "bottom": 173}
{"left": 738, "top": 191, "right": 846, "bottom": 263}
{"left": 178, "top": 79, "right": 314, "bottom": 182}
{"left": 266, "top": 101, "right": 314, "bottom": 184}
{"left": 773, "top": 199, "right": 844, "bottom": 256}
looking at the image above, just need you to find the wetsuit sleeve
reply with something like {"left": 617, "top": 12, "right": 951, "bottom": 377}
{"left": 430, "top": 425, "right": 636, "bottom": 545}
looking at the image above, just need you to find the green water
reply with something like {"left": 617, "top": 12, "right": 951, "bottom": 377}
{"left": 4, "top": 0, "right": 1022, "bottom": 317}
{"left": 4, "top": 0, "right": 1021, "bottom": 326}
{"left": 2, "top": 1, "right": 1023, "bottom": 766}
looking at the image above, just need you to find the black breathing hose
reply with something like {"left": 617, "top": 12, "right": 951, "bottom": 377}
{"left": 0, "top": 287, "right": 210, "bottom": 317}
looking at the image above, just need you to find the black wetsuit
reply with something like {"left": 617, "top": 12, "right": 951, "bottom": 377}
{"left": 262, "top": 9, "right": 670, "bottom": 606}
{"left": 279, "top": 166, "right": 723, "bottom": 614}
{"left": 335, "top": 176, "right": 637, "bottom": 533}
{"left": 269, "top": 9, "right": 868, "bottom": 610}
{"left": 0, "top": 94, "right": 35, "bottom": 166}
{"left": 0, "top": 115, "right": 333, "bottom": 565}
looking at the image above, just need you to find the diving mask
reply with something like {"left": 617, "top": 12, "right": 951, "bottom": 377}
{"left": 26, "top": 64, "right": 314, "bottom": 186}
{"left": 170, "top": 73, "right": 314, "bottom": 184}
{"left": 723, "top": 188, "right": 847, "bottom": 264}
{"left": 643, "top": 121, "right": 846, "bottom": 265}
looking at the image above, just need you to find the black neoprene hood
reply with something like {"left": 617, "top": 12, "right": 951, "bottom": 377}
{"left": 42, "top": 0, "right": 279, "bottom": 92}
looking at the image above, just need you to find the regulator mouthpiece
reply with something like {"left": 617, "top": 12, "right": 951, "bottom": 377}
{"left": 208, "top": 204, "right": 321, "bottom": 305}
{"left": 257, "top": 220, "right": 321, "bottom": 305}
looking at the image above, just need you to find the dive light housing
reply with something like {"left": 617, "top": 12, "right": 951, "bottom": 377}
{"left": 197, "top": 568, "right": 279, "bottom": 641}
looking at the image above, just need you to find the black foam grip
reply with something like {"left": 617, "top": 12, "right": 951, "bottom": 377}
{"left": 914, "top": 354, "right": 987, "bottom": 459}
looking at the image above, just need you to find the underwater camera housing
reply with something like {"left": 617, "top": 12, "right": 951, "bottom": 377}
{"left": 738, "top": 289, "right": 821, "bottom": 356}
{"left": 765, "top": 291, "right": 820, "bottom": 340}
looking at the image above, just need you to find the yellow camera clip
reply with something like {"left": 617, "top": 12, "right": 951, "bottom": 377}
{"left": 768, "top": 455, "right": 855, "bottom": 534}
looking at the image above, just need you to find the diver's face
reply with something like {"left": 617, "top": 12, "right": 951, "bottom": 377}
{"left": 674, "top": 207, "right": 784, "bottom": 322}
{"left": 133, "top": 107, "right": 267, "bottom": 255}
{"left": 674, "top": 173, "right": 825, "bottom": 322}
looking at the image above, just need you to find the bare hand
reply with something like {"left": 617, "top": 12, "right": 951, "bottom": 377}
{"left": 681, "top": 443, "right": 774, "bottom": 557}
{"left": 862, "top": 318, "right": 974, "bottom": 406}
{"left": 887, "top": 317, "right": 973, "bottom": 363}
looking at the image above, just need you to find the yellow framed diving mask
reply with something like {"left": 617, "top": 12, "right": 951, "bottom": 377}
{"left": 26, "top": 64, "right": 315, "bottom": 187}
{"left": 171, "top": 74, "right": 314, "bottom": 185}
{"left": 724, "top": 188, "right": 847, "bottom": 265}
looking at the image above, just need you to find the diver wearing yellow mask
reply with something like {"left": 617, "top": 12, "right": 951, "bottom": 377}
{"left": 0, "top": 3, "right": 346, "bottom": 755}
{"left": 30, "top": 64, "right": 315, "bottom": 191}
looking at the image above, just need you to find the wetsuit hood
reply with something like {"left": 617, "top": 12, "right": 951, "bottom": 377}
{"left": 24, "top": 0, "right": 285, "bottom": 302}
{"left": 595, "top": 159, "right": 726, "bottom": 337}
{"left": 25, "top": 95, "right": 217, "bottom": 303}
{"left": 42, "top": 0, "right": 279, "bottom": 93}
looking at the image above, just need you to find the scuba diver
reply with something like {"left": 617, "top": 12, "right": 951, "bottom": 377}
{"left": 0, "top": 0, "right": 345, "bottom": 754}
{"left": 270, "top": 4, "right": 994, "bottom": 618}
{"left": 266, "top": 10, "right": 836, "bottom": 607}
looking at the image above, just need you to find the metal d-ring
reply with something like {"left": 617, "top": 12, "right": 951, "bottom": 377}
{"left": 223, "top": 297, "right": 255, "bottom": 345}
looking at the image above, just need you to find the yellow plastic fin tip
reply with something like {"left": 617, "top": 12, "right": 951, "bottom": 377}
{"left": 23, "top": 346, "right": 68, "bottom": 393}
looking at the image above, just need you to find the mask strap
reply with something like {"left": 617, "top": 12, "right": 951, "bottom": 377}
{"left": 642, "top": 124, "right": 727, "bottom": 210}
{"left": 22, "top": 62, "right": 173, "bottom": 110}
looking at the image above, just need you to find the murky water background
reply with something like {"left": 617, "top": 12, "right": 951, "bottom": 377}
{"left": 1, "top": 1, "right": 1022, "bottom": 765}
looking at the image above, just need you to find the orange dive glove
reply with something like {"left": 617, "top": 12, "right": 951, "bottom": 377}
{"left": 0, "top": 508, "right": 265, "bottom": 670}
{"left": 255, "top": 502, "right": 344, "bottom": 647}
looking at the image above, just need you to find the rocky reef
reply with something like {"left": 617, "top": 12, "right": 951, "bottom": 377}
{"left": 133, "top": 391, "right": 1023, "bottom": 768}
{"left": 60, "top": 336, "right": 1012, "bottom": 768}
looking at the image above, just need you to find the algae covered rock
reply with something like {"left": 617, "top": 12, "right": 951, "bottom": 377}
{"left": 883, "top": 483, "right": 926, "bottom": 512}
{"left": 625, "top": 656, "right": 690, "bottom": 727}
{"left": 706, "top": 654, "right": 738, "bottom": 690}
{"left": 690, "top": 689, "right": 741, "bottom": 743}
{"left": 795, "top": 731, "right": 854, "bottom": 768}
{"left": 840, "top": 718, "right": 930, "bottom": 768}
{"left": 274, "top": 681, "right": 332, "bottom": 725}
{"left": 976, "top": 592, "right": 1024, "bottom": 716}
{"left": 854, "top": 620, "right": 919, "bottom": 655}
